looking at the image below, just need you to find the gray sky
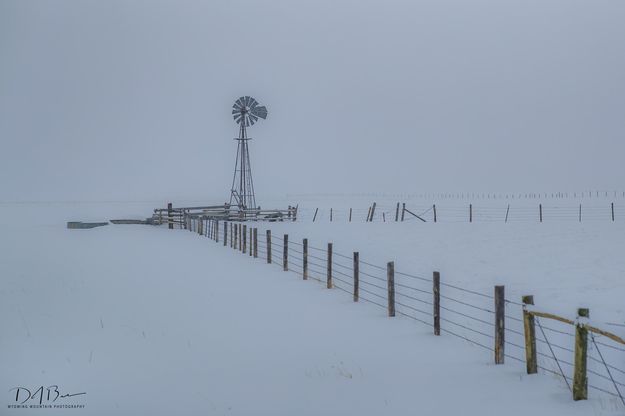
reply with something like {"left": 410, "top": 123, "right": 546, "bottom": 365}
{"left": 1, "top": 0, "right": 624, "bottom": 203}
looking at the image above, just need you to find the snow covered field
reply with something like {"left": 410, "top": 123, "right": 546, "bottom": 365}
{"left": 1, "top": 200, "right": 624, "bottom": 415}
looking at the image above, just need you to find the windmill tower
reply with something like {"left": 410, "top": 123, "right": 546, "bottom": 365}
{"left": 229, "top": 96, "right": 268, "bottom": 211}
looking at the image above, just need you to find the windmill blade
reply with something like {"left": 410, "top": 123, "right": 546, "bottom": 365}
{"left": 250, "top": 105, "right": 268, "bottom": 119}
{"left": 231, "top": 96, "right": 267, "bottom": 126}
{"left": 248, "top": 97, "right": 258, "bottom": 109}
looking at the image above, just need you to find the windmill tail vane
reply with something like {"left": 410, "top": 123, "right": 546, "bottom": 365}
{"left": 229, "top": 96, "right": 268, "bottom": 211}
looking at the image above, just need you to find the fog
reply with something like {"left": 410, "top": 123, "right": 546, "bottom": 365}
{"left": 1, "top": 0, "right": 624, "bottom": 204}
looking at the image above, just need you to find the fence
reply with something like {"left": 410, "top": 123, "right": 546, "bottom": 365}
{"left": 181, "top": 217, "right": 625, "bottom": 407}
{"left": 288, "top": 190, "right": 625, "bottom": 201}
{"left": 151, "top": 203, "right": 297, "bottom": 228}
{"left": 296, "top": 202, "right": 623, "bottom": 223}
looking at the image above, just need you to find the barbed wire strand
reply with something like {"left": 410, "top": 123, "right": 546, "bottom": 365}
{"left": 591, "top": 332, "right": 625, "bottom": 406}
{"left": 537, "top": 317, "right": 571, "bottom": 391}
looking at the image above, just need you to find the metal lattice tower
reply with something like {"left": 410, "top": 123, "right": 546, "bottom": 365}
{"left": 229, "top": 96, "right": 268, "bottom": 210}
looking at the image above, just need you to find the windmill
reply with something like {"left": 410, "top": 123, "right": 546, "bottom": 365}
{"left": 229, "top": 96, "right": 268, "bottom": 211}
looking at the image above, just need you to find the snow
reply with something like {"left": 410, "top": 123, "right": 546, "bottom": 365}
{"left": 0, "top": 201, "right": 623, "bottom": 415}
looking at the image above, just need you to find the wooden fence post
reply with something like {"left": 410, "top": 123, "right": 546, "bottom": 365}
{"left": 283, "top": 234, "right": 288, "bottom": 271}
{"left": 330, "top": 208, "right": 333, "bottom": 222}
{"left": 266, "top": 230, "right": 272, "bottom": 263}
{"left": 167, "top": 203, "right": 173, "bottom": 229}
{"left": 469, "top": 204, "right": 473, "bottom": 223}
{"left": 433, "top": 204, "right": 437, "bottom": 223}
{"left": 313, "top": 208, "right": 318, "bottom": 222}
{"left": 326, "top": 243, "right": 333, "bottom": 289}
{"left": 234, "top": 224, "right": 238, "bottom": 249}
{"left": 253, "top": 228, "right": 258, "bottom": 258}
{"left": 573, "top": 308, "right": 589, "bottom": 401}
{"left": 433, "top": 271, "right": 440, "bottom": 335}
{"left": 302, "top": 238, "right": 308, "bottom": 280}
{"left": 612, "top": 202, "right": 615, "bottom": 222}
{"left": 505, "top": 204, "right": 510, "bottom": 223}
{"left": 579, "top": 204, "right": 582, "bottom": 222}
{"left": 539, "top": 204, "right": 543, "bottom": 223}
{"left": 353, "top": 252, "right": 359, "bottom": 302}
{"left": 349, "top": 208, "right": 352, "bottom": 222}
{"left": 224, "top": 222, "right": 228, "bottom": 246}
{"left": 215, "top": 221, "right": 219, "bottom": 243}
{"left": 366, "top": 206, "right": 372, "bottom": 222}
{"left": 230, "top": 223, "right": 234, "bottom": 248}
{"left": 395, "top": 202, "right": 400, "bottom": 222}
{"left": 239, "top": 224, "right": 242, "bottom": 251}
{"left": 370, "top": 202, "right": 377, "bottom": 222}
{"left": 247, "top": 227, "right": 251, "bottom": 253}
{"left": 401, "top": 203, "right": 406, "bottom": 221}
{"left": 387, "top": 262, "right": 395, "bottom": 317}
{"left": 522, "top": 295, "right": 537, "bottom": 374}
{"left": 494, "top": 285, "right": 505, "bottom": 364}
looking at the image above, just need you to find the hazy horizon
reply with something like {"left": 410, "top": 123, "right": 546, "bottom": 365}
{"left": 2, "top": 0, "right": 624, "bottom": 203}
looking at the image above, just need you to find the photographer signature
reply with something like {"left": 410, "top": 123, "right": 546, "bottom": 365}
{"left": 9, "top": 386, "right": 86, "bottom": 405}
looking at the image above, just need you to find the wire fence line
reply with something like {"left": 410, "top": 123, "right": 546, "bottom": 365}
{"left": 184, "top": 217, "right": 625, "bottom": 407}
{"left": 295, "top": 202, "right": 624, "bottom": 224}
{"left": 287, "top": 190, "right": 625, "bottom": 202}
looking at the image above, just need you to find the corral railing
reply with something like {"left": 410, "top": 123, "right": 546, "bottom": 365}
{"left": 151, "top": 203, "right": 297, "bottom": 227}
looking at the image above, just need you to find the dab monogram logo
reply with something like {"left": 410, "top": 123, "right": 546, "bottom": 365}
{"left": 8, "top": 385, "right": 86, "bottom": 410}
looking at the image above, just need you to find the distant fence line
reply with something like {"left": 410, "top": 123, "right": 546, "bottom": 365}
{"left": 288, "top": 190, "right": 625, "bottom": 201}
{"left": 177, "top": 216, "right": 625, "bottom": 407}
{"left": 296, "top": 202, "right": 623, "bottom": 223}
